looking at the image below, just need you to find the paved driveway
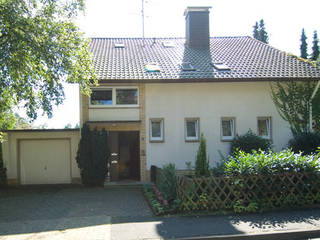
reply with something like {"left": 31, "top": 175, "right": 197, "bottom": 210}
{"left": 0, "top": 186, "right": 152, "bottom": 240}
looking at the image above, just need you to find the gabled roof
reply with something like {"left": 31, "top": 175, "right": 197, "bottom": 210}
{"left": 90, "top": 36, "right": 320, "bottom": 83}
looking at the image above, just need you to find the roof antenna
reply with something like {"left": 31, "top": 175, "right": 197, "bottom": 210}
{"left": 142, "top": 0, "right": 145, "bottom": 46}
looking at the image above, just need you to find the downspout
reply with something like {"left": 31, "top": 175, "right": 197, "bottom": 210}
{"left": 309, "top": 80, "right": 320, "bottom": 132}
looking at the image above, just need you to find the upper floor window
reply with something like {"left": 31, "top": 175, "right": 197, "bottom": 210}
{"left": 116, "top": 89, "right": 138, "bottom": 105}
{"left": 90, "top": 87, "right": 139, "bottom": 107}
{"left": 258, "top": 117, "right": 271, "bottom": 140}
{"left": 221, "top": 117, "right": 235, "bottom": 141}
{"left": 90, "top": 89, "right": 113, "bottom": 105}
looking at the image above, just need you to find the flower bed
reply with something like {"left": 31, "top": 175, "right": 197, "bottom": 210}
{"left": 143, "top": 183, "right": 178, "bottom": 215}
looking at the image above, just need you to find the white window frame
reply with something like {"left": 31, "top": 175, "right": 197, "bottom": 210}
{"left": 221, "top": 117, "right": 235, "bottom": 141}
{"left": 185, "top": 118, "right": 200, "bottom": 142}
{"left": 257, "top": 117, "right": 272, "bottom": 140}
{"left": 89, "top": 86, "right": 139, "bottom": 108}
{"left": 149, "top": 118, "right": 164, "bottom": 142}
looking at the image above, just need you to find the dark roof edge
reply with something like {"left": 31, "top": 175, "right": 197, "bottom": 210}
{"left": 2, "top": 128, "right": 80, "bottom": 133}
{"left": 97, "top": 77, "right": 320, "bottom": 84}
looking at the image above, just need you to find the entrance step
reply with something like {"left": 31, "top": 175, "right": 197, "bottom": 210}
{"left": 104, "top": 180, "right": 148, "bottom": 189}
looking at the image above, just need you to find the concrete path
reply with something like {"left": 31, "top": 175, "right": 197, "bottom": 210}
{"left": 1, "top": 186, "right": 320, "bottom": 240}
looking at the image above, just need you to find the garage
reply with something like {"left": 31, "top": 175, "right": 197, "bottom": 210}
{"left": 19, "top": 139, "right": 71, "bottom": 184}
{"left": 2, "top": 129, "right": 80, "bottom": 185}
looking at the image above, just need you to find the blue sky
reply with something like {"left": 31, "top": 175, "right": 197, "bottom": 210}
{"left": 30, "top": 0, "right": 320, "bottom": 128}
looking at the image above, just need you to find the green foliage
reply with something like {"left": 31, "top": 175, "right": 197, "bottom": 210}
{"left": 252, "top": 19, "right": 269, "bottom": 44}
{"left": 230, "top": 130, "right": 271, "bottom": 155}
{"left": 289, "top": 132, "right": 320, "bottom": 155}
{"left": 300, "top": 28, "right": 308, "bottom": 59}
{"left": 76, "top": 124, "right": 109, "bottom": 186}
{"left": 225, "top": 149, "right": 320, "bottom": 176}
{"left": 271, "top": 80, "right": 320, "bottom": 135}
{"left": 158, "top": 163, "right": 177, "bottom": 202}
{"left": 0, "top": 142, "right": 7, "bottom": 187}
{"left": 312, "top": 30, "right": 320, "bottom": 61}
{"left": 195, "top": 133, "right": 210, "bottom": 177}
{"left": 0, "top": 0, "right": 96, "bottom": 127}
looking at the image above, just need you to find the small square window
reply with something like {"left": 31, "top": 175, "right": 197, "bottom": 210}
{"left": 185, "top": 118, "right": 199, "bottom": 141}
{"left": 221, "top": 118, "right": 235, "bottom": 141}
{"left": 258, "top": 117, "right": 271, "bottom": 139}
{"left": 150, "top": 119, "right": 164, "bottom": 142}
{"left": 90, "top": 89, "right": 113, "bottom": 105}
{"left": 116, "top": 88, "right": 138, "bottom": 105}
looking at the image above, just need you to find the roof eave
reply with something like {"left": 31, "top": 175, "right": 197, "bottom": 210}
{"left": 97, "top": 77, "right": 320, "bottom": 84}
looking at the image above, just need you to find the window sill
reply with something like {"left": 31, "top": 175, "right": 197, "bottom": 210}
{"left": 89, "top": 105, "right": 139, "bottom": 109}
{"left": 150, "top": 139, "right": 164, "bottom": 143}
{"left": 221, "top": 137, "right": 234, "bottom": 142}
{"left": 185, "top": 139, "right": 199, "bottom": 142}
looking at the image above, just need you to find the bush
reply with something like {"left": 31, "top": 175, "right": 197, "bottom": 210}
{"left": 225, "top": 149, "right": 320, "bottom": 176}
{"left": 230, "top": 130, "right": 271, "bottom": 155}
{"left": 288, "top": 132, "right": 320, "bottom": 155}
{"left": 158, "top": 163, "right": 177, "bottom": 202}
{"left": 76, "top": 124, "right": 109, "bottom": 186}
{"left": 195, "top": 133, "right": 210, "bottom": 177}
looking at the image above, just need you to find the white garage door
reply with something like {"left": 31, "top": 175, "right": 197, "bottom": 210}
{"left": 20, "top": 139, "right": 71, "bottom": 184}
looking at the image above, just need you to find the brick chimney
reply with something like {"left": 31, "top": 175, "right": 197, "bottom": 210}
{"left": 184, "top": 7, "right": 211, "bottom": 49}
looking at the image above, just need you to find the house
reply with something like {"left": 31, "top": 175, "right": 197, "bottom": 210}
{"left": 2, "top": 7, "right": 320, "bottom": 185}
{"left": 80, "top": 7, "right": 320, "bottom": 182}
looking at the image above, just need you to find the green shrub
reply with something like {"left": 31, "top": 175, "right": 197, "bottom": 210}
{"left": 76, "top": 124, "right": 109, "bottom": 186}
{"left": 230, "top": 130, "right": 271, "bottom": 155}
{"left": 195, "top": 133, "right": 210, "bottom": 177}
{"left": 0, "top": 143, "right": 7, "bottom": 187}
{"left": 288, "top": 132, "right": 320, "bottom": 155}
{"left": 158, "top": 163, "right": 177, "bottom": 202}
{"left": 225, "top": 149, "right": 320, "bottom": 176}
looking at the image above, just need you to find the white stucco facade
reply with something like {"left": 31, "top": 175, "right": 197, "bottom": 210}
{"left": 145, "top": 82, "right": 292, "bottom": 170}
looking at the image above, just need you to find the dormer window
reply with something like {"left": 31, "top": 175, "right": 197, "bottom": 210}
{"left": 114, "top": 43, "right": 125, "bottom": 48}
{"left": 212, "top": 62, "right": 231, "bottom": 71}
{"left": 162, "top": 41, "right": 175, "bottom": 48}
{"left": 145, "top": 63, "right": 160, "bottom": 72}
{"left": 181, "top": 62, "right": 196, "bottom": 71}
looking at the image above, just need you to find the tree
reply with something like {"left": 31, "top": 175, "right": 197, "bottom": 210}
{"left": 311, "top": 30, "right": 320, "bottom": 61}
{"left": 300, "top": 28, "right": 308, "bottom": 59}
{"left": 252, "top": 19, "right": 269, "bottom": 44}
{"left": 253, "top": 22, "right": 259, "bottom": 40}
{"left": 0, "top": 0, "right": 96, "bottom": 130}
{"left": 195, "top": 133, "right": 210, "bottom": 177}
{"left": 259, "top": 19, "right": 269, "bottom": 44}
{"left": 271, "top": 80, "right": 320, "bottom": 135}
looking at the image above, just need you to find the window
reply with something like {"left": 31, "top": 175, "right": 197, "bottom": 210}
{"left": 90, "top": 89, "right": 113, "bottom": 105}
{"left": 258, "top": 117, "right": 271, "bottom": 139}
{"left": 185, "top": 118, "right": 199, "bottom": 141}
{"left": 114, "top": 43, "right": 125, "bottom": 48}
{"left": 162, "top": 41, "right": 175, "bottom": 48}
{"left": 221, "top": 117, "right": 235, "bottom": 141}
{"left": 212, "top": 62, "right": 231, "bottom": 71}
{"left": 145, "top": 63, "right": 160, "bottom": 72}
{"left": 150, "top": 118, "right": 164, "bottom": 142}
{"left": 116, "top": 88, "right": 138, "bottom": 105}
{"left": 90, "top": 87, "right": 139, "bottom": 107}
{"left": 181, "top": 62, "right": 196, "bottom": 71}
